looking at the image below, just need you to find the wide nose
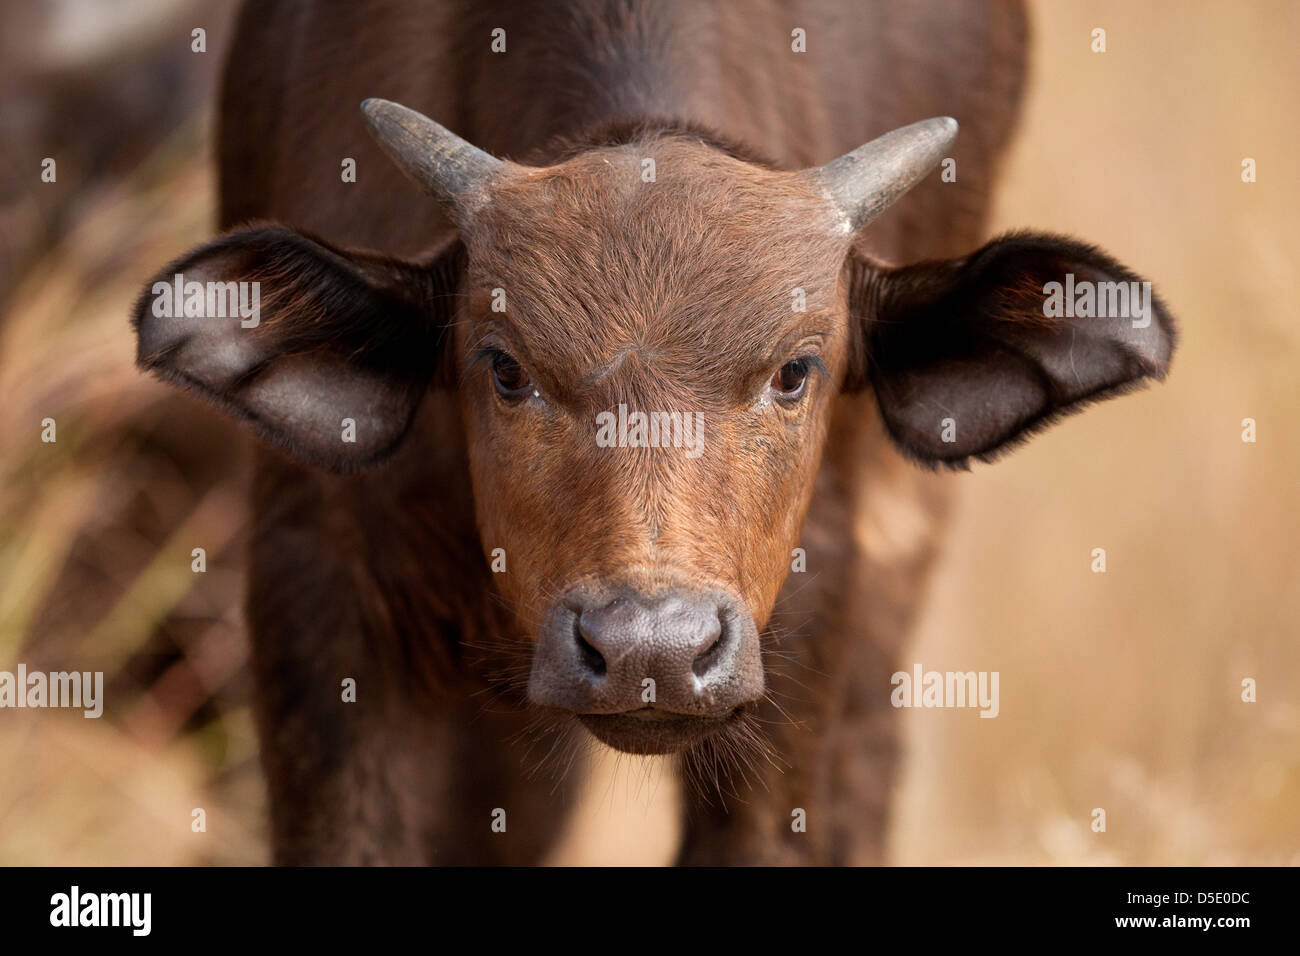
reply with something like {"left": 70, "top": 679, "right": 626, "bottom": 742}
{"left": 528, "top": 587, "right": 764, "bottom": 716}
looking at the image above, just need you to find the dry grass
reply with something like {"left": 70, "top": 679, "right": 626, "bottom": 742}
{"left": 1, "top": 0, "right": 1296, "bottom": 865}
{"left": 892, "top": 0, "right": 1300, "bottom": 865}
{"left": 0, "top": 124, "right": 264, "bottom": 864}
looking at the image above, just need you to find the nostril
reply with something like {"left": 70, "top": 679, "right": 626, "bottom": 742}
{"left": 573, "top": 617, "right": 606, "bottom": 677}
{"left": 691, "top": 616, "right": 728, "bottom": 679}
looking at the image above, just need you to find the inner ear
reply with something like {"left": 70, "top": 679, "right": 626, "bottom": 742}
{"left": 848, "top": 232, "right": 1176, "bottom": 467}
{"left": 133, "top": 226, "right": 464, "bottom": 471}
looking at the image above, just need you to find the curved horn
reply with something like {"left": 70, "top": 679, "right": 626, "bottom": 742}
{"left": 807, "top": 117, "right": 958, "bottom": 233}
{"left": 361, "top": 98, "right": 504, "bottom": 217}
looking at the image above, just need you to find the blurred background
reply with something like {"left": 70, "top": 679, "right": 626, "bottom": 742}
{"left": 0, "top": 0, "right": 1296, "bottom": 865}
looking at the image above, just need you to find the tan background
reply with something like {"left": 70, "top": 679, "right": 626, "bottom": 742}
{"left": 1, "top": 0, "right": 1296, "bottom": 864}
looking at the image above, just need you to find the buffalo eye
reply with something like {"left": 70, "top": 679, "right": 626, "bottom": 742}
{"left": 770, "top": 357, "right": 811, "bottom": 401}
{"left": 491, "top": 350, "right": 533, "bottom": 398}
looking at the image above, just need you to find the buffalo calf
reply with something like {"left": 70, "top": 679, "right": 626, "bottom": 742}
{"left": 132, "top": 0, "right": 1174, "bottom": 864}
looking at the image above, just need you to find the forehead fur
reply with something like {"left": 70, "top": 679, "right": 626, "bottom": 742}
{"left": 461, "top": 134, "right": 849, "bottom": 400}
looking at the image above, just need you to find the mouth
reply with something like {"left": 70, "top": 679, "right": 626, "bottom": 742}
{"left": 578, "top": 708, "right": 743, "bottom": 755}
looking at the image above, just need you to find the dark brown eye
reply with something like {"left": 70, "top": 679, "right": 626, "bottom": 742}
{"left": 771, "top": 357, "right": 811, "bottom": 400}
{"left": 491, "top": 350, "right": 532, "bottom": 398}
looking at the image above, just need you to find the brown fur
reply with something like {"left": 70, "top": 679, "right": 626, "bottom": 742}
{"left": 220, "top": 0, "right": 1026, "bottom": 864}
{"left": 459, "top": 138, "right": 850, "bottom": 634}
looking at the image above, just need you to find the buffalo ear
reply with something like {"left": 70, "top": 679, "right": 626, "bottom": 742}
{"left": 851, "top": 232, "right": 1176, "bottom": 467}
{"left": 132, "top": 225, "right": 462, "bottom": 471}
